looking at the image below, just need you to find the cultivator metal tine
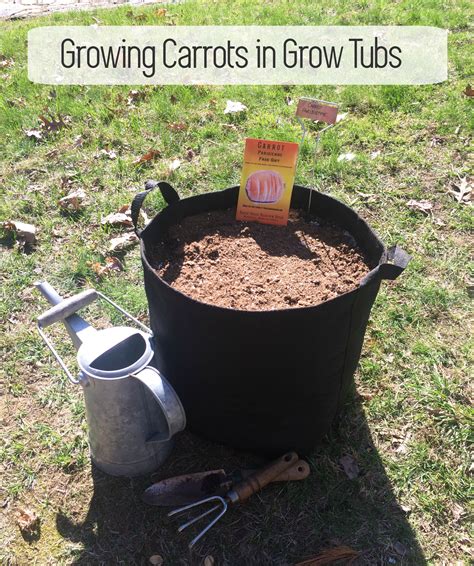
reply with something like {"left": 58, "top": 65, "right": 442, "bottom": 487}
{"left": 168, "top": 495, "right": 228, "bottom": 548}
{"left": 176, "top": 504, "right": 221, "bottom": 532}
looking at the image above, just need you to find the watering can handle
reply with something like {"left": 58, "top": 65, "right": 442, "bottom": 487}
{"left": 36, "top": 288, "right": 100, "bottom": 385}
{"left": 37, "top": 289, "right": 98, "bottom": 327}
{"left": 132, "top": 367, "right": 186, "bottom": 442}
{"left": 36, "top": 283, "right": 152, "bottom": 386}
{"left": 131, "top": 180, "right": 180, "bottom": 237}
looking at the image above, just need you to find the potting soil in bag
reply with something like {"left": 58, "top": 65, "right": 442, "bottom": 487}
{"left": 151, "top": 209, "right": 373, "bottom": 311}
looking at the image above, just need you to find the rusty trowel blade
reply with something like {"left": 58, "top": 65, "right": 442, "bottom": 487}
{"left": 143, "top": 470, "right": 231, "bottom": 507}
{"left": 143, "top": 460, "right": 310, "bottom": 507}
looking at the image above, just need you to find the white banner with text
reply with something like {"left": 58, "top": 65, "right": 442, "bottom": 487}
{"left": 28, "top": 26, "right": 447, "bottom": 85}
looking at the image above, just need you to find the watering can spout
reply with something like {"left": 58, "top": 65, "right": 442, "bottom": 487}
{"left": 34, "top": 281, "right": 98, "bottom": 350}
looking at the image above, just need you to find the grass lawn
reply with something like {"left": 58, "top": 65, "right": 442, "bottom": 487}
{"left": 1, "top": 0, "right": 473, "bottom": 564}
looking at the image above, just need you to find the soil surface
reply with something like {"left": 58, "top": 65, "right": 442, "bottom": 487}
{"left": 151, "top": 209, "right": 372, "bottom": 311}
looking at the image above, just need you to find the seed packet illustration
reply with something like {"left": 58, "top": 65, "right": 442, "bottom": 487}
{"left": 236, "top": 138, "right": 299, "bottom": 226}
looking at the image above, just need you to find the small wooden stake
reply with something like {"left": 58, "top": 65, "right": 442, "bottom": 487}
{"left": 296, "top": 98, "right": 343, "bottom": 213}
{"left": 307, "top": 122, "right": 334, "bottom": 213}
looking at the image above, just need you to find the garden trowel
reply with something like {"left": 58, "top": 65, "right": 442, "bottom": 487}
{"left": 143, "top": 459, "right": 310, "bottom": 507}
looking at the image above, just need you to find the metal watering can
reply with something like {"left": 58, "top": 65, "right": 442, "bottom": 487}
{"left": 35, "top": 281, "right": 186, "bottom": 477}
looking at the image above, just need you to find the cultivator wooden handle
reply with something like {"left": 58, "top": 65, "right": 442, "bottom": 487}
{"left": 241, "top": 458, "right": 310, "bottom": 483}
{"left": 228, "top": 451, "right": 299, "bottom": 503}
{"left": 276, "top": 459, "right": 310, "bottom": 481}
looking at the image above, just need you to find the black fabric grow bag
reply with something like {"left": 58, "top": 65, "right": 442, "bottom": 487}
{"left": 132, "top": 181, "right": 410, "bottom": 456}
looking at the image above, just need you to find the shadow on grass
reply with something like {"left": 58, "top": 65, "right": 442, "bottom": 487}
{"left": 0, "top": 234, "right": 36, "bottom": 255}
{"left": 19, "top": 521, "right": 41, "bottom": 544}
{"left": 56, "top": 398, "right": 426, "bottom": 565}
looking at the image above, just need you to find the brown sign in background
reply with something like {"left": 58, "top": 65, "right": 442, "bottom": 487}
{"left": 296, "top": 98, "right": 339, "bottom": 124}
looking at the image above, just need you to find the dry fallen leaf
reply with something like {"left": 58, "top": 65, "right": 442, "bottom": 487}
{"left": 96, "top": 148, "right": 117, "bottom": 160}
{"left": 406, "top": 199, "right": 433, "bottom": 215}
{"left": 39, "top": 114, "right": 69, "bottom": 133}
{"left": 448, "top": 177, "right": 471, "bottom": 204}
{"left": 7, "top": 97, "right": 26, "bottom": 108}
{"left": 58, "top": 189, "right": 86, "bottom": 212}
{"left": 451, "top": 503, "right": 465, "bottom": 522}
{"left": 92, "top": 256, "right": 123, "bottom": 277}
{"left": 204, "top": 556, "right": 215, "bottom": 566}
{"left": 391, "top": 430, "right": 411, "bottom": 457}
{"left": 107, "top": 204, "right": 148, "bottom": 226}
{"left": 25, "top": 114, "right": 69, "bottom": 141}
{"left": 356, "top": 191, "right": 376, "bottom": 203}
{"left": 395, "top": 443, "right": 408, "bottom": 455}
{"left": 0, "top": 56, "right": 14, "bottom": 69}
{"left": 2, "top": 221, "right": 37, "bottom": 245}
{"left": 127, "top": 89, "right": 145, "bottom": 107}
{"left": 16, "top": 508, "right": 39, "bottom": 534}
{"left": 339, "top": 455, "right": 360, "bottom": 479}
{"left": 101, "top": 211, "right": 133, "bottom": 227}
{"left": 25, "top": 129, "right": 43, "bottom": 141}
{"left": 185, "top": 148, "right": 196, "bottom": 161}
{"left": 222, "top": 123, "right": 238, "bottom": 131}
{"left": 134, "top": 149, "right": 161, "bottom": 165}
{"left": 430, "top": 136, "right": 445, "bottom": 147}
{"left": 224, "top": 100, "right": 247, "bottom": 114}
{"left": 463, "top": 84, "right": 474, "bottom": 97}
{"left": 45, "top": 149, "right": 59, "bottom": 160}
{"left": 337, "top": 152, "right": 356, "bottom": 162}
{"left": 156, "top": 8, "right": 167, "bottom": 17}
{"left": 168, "top": 158, "right": 181, "bottom": 172}
{"left": 109, "top": 232, "right": 138, "bottom": 252}
{"left": 60, "top": 176, "right": 74, "bottom": 189}
{"left": 393, "top": 542, "right": 407, "bottom": 556}
{"left": 126, "top": 11, "right": 147, "bottom": 21}
{"left": 73, "top": 135, "right": 85, "bottom": 148}
{"left": 168, "top": 122, "right": 187, "bottom": 131}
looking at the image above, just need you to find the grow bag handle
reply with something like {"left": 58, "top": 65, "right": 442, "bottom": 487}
{"left": 131, "top": 180, "right": 180, "bottom": 236}
{"left": 361, "top": 245, "right": 410, "bottom": 285}
{"left": 379, "top": 245, "right": 411, "bottom": 279}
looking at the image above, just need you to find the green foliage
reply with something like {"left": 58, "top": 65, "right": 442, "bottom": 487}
{"left": 0, "top": 0, "right": 472, "bottom": 564}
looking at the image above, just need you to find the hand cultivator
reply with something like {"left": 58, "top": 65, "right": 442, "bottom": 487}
{"left": 168, "top": 452, "right": 300, "bottom": 548}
